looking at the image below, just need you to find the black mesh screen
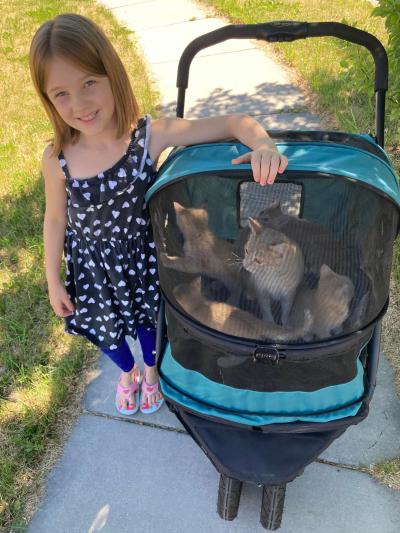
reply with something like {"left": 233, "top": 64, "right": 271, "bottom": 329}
{"left": 164, "top": 309, "right": 373, "bottom": 392}
{"left": 150, "top": 171, "right": 398, "bottom": 344}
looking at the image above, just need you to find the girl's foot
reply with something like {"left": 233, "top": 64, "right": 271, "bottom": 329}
{"left": 115, "top": 366, "right": 141, "bottom": 415}
{"left": 140, "top": 365, "right": 164, "bottom": 414}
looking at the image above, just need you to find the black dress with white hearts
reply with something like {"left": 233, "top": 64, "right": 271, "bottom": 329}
{"left": 58, "top": 115, "right": 160, "bottom": 350}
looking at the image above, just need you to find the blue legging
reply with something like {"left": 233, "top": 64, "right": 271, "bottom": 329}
{"left": 101, "top": 326, "right": 156, "bottom": 372}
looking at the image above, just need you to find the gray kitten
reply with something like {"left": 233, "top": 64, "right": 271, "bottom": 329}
{"left": 242, "top": 218, "right": 304, "bottom": 325}
{"left": 243, "top": 203, "right": 351, "bottom": 277}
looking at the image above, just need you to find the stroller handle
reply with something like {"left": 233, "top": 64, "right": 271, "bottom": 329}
{"left": 176, "top": 21, "right": 388, "bottom": 146}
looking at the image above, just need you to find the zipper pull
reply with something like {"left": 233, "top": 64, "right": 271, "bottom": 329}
{"left": 252, "top": 346, "right": 285, "bottom": 365}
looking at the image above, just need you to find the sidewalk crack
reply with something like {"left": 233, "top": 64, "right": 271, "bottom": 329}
{"left": 110, "top": 0, "right": 159, "bottom": 10}
{"left": 82, "top": 407, "right": 188, "bottom": 434}
{"left": 137, "top": 16, "right": 211, "bottom": 32}
{"left": 316, "top": 457, "right": 370, "bottom": 474}
{"left": 83, "top": 409, "right": 375, "bottom": 474}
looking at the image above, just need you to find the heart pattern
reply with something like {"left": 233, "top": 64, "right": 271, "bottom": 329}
{"left": 62, "top": 115, "right": 159, "bottom": 350}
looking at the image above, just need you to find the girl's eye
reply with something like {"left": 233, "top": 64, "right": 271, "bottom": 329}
{"left": 55, "top": 91, "right": 67, "bottom": 98}
{"left": 84, "top": 80, "right": 96, "bottom": 88}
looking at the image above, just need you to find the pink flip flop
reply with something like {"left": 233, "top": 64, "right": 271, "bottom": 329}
{"left": 115, "top": 367, "right": 141, "bottom": 416}
{"left": 140, "top": 376, "right": 164, "bottom": 414}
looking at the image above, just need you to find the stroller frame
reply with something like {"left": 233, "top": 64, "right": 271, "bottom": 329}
{"left": 150, "top": 21, "right": 398, "bottom": 530}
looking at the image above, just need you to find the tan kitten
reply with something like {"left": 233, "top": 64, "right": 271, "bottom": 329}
{"left": 159, "top": 202, "right": 241, "bottom": 288}
{"left": 243, "top": 218, "right": 304, "bottom": 325}
{"left": 291, "top": 264, "right": 355, "bottom": 340}
{"left": 173, "top": 277, "right": 312, "bottom": 342}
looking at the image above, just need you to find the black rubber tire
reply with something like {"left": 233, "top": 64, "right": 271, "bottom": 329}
{"left": 217, "top": 474, "right": 243, "bottom": 521}
{"left": 260, "top": 484, "right": 286, "bottom": 530}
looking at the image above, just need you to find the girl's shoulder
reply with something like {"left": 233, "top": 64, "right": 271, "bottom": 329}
{"left": 148, "top": 116, "right": 177, "bottom": 163}
{"left": 41, "top": 144, "right": 65, "bottom": 182}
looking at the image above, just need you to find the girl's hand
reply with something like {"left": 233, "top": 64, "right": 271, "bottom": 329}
{"left": 48, "top": 282, "right": 75, "bottom": 317}
{"left": 231, "top": 145, "right": 288, "bottom": 186}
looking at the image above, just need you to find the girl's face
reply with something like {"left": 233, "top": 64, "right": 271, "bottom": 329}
{"left": 45, "top": 56, "right": 116, "bottom": 139}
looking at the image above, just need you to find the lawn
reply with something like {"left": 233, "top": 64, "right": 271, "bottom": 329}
{"left": 0, "top": 1, "right": 158, "bottom": 530}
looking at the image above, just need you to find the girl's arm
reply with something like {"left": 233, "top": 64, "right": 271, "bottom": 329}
{"left": 42, "top": 146, "right": 74, "bottom": 317}
{"left": 149, "top": 114, "right": 288, "bottom": 185}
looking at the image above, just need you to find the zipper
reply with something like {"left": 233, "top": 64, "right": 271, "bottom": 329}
{"left": 164, "top": 294, "right": 383, "bottom": 364}
{"left": 252, "top": 346, "right": 286, "bottom": 365}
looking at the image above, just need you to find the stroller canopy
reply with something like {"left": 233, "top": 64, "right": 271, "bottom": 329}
{"left": 147, "top": 132, "right": 399, "bottom": 425}
{"left": 146, "top": 135, "right": 400, "bottom": 204}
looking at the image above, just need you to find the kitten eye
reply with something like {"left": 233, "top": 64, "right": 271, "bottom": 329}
{"left": 254, "top": 258, "right": 261, "bottom": 264}
{"left": 244, "top": 247, "right": 248, "bottom": 254}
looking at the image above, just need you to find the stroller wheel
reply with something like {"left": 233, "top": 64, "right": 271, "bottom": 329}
{"left": 260, "top": 484, "right": 286, "bottom": 531}
{"left": 217, "top": 474, "right": 243, "bottom": 521}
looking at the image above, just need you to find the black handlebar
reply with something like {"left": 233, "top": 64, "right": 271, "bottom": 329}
{"left": 176, "top": 21, "right": 388, "bottom": 146}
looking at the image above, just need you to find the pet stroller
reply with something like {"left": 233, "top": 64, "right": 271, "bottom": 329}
{"left": 146, "top": 22, "right": 400, "bottom": 530}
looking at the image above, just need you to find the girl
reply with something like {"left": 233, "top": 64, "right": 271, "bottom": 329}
{"left": 29, "top": 13, "right": 288, "bottom": 416}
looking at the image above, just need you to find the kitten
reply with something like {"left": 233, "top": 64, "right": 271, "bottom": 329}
{"left": 173, "top": 277, "right": 313, "bottom": 342}
{"left": 159, "top": 202, "right": 238, "bottom": 281}
{"left": 291, "top": 264, "right": 355, "bottom": 340}
{"left": 242, "top": 218, "right": 304, "bottom": 325}
{"left": 243, "top": 203, "right": 352, "bottom": 277}
{"left": 215, "top": 264, "right": 354, "bottom": 369}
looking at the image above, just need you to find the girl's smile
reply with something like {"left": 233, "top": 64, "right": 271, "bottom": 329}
{"left": 45, "top": 57, "right": 116, "bottom": 141}
{"left": 78, "top": 110, "right": 99, "bottom": 122}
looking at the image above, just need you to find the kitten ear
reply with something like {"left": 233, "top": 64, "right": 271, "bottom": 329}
{"left": 248, "top": 217, "right": 262, "bottom": 234}
{"left": 320, "top": 264, "right": 333, "bottom": 277}
{"left": 258, "top": 201, "right": 281, "bottom": 219}
{"left": 173, "top": 201, "right": 184, "bottom": 213}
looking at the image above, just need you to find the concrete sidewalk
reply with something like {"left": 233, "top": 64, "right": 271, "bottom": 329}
{"left": 26, "top": 1, "right": 400, "bottom": 532}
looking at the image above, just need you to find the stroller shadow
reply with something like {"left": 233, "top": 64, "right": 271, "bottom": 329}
{"left": 158, "top": 82, "right": 311, "bottom": 118}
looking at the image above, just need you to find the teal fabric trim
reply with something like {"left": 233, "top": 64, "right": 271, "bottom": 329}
{"left": 145, "top": 141, "right": 400, "bottom": 206}
{"left": 160, "top": 380, "right": 362, "bottom": 426}
{"left": 159, "top": 342, "right": 364, "bottom": 425}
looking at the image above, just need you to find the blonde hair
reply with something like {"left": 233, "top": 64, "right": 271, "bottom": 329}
{"left": 29, "top": 13, "right": 139, "bottom": 155}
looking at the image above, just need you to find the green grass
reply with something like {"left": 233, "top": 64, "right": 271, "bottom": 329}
{"left": 371, "top": 458, "right": 400, "bottom": 490}
{"left": 0, "top": 1, "right": 159, "bottom": 530}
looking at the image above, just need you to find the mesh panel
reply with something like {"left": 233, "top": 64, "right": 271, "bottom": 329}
{"left": 150, "top": 172, "right": 398, "bottom": 344}
{"left": 239, "top": 182, "right": 302, "bottom": 226}
{"left": 165, "top": 309, "right": 371, "bottom": 392}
